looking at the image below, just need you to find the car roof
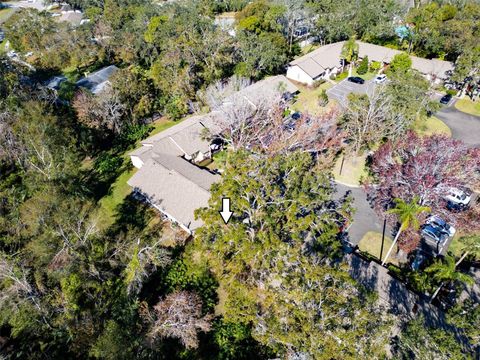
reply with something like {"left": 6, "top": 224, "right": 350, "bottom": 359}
{"left": 424, "top": 224, "right": 441, "bottom": 234}
{"left": 431, "top": 215, "right": 446, "bottom": 225}
{"left": 449, "top": 187, "right": 463, "bottom": 195}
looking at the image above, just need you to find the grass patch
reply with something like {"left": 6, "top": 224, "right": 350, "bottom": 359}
{"left": 413, "top": 116, "right": 451, "bottom": 137}
{"left": 0, "top": 40, "right": 7, "bottom": 54}
{"left": 148, "top": 116, "right": 185, "bottom": 137}
{"left": 351, "top": 69, "right": 377, "bottom": 81}
{"left": 95, "top": 116, "right": 187, "bottom": 229}
{"left": 300, "top": 43, "right": 319, "bottom": 56}
{"left": 358, "top": 231, "right": 398, "bottom": 265}
{"left": 332, "top": 154, "right": 367, "bottom": 187}
{"left": 0, "top": 7, "right": 15, "bottom": 24}
{"left": 96, "top": 163, "right": 137, "bottom": 230}
{"left": 455, "top": 98, "right": 480, "bottom": 116}
{"left": 291, "top": 82, "right": 336, "bottom": 116}
{"left": 447, "top": 234, "right": 464, "bottom": 258}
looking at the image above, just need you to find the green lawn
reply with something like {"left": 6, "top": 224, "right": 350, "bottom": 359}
{"left": 455, "top": 98, "right": 480, "bottom": 116}
{"left": 351, "top": 69, "right": 377, "bottom": 81}
{"left": 413, "top": 116, "right": 451, "bottom": 137}
{"left": 300, "top": 43, "right": 319, "bottom": 56}
{"left": 291, "top": 82, "right": 337, "bottom": 116}
{"left": 0, "top": 40, "right": 7, "bottom": 54}
{"left": 96, "top": 163, "right": 137, "bottom": 230}
{"left": 358, "top": 231, "right": 398, "bottom": 265}
{"left": 448, "top": 235, "right": 463, "bottom": 258}
{"left": 332, "top": 154, "right": 367, "bottom": 187}
{"left": 0, "top": 7, "right": 15, "bottom": 24}
{"left": 95, "top": 117, "right": 186, "bottom": 229}
{"left": 149, "top": 116, "right": 185, "bottom": 136}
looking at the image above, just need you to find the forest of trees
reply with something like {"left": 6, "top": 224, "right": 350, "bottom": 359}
{"left": 0, "top": 0, "right": 479, "bottom": 358}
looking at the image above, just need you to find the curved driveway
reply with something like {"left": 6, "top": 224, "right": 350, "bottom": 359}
{"left": 335, "top": 104, "right": 480, "bottom": 246}
{"left": 436, "top": 106, "right": 480, "bottom": 146}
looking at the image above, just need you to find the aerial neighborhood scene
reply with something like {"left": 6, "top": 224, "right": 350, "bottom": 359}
{"left": 0, "top": 0, "right": 479, "bottom": 358}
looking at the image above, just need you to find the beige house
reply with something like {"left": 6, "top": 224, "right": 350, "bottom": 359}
{"left": 128, "top": 75, "right": 298, "bottom": 234}
{"left": 287, "top": 41, "right": 454, "bottom": 85}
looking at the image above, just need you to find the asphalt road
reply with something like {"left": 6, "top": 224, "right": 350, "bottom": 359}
{"left": 436, "top": 105, "right": 480, "bottom": 146}
{"left": 334, "top": 183, "right": 393, "bottom": 246}
{"left": 327, "top": 78, "right": 377, "bottom": 105}
{"left": 333, "top": 102, "right": 480, "bottom": 248}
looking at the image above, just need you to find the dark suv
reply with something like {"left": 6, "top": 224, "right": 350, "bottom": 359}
{"left": 347, "top": 76, "right": 365, "bottom": 84}
{"left": 440, "top": 94, "right": 452, "bottom": 105}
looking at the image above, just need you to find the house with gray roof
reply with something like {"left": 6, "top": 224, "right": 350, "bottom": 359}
{"left": 128, "top": 75, "right": 298, "bottom": 234}
{"left": 76, "top": 65, "right": 119, "bottom": 94}
{"left": 287, "top": 41, "right": 454, "bottom": 85}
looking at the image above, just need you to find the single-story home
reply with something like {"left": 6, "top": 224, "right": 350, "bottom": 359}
{"left": 55, "top": 11, "right": 84, "bottom": 26}
{"left": 286, "top": 41, "right": 454, "bottom": 85}
{"left": 128, "top": 75, "right": 298, "bottom": 234}
{"left": 76, "top": 65, "right": 119, "bottom": 94}
{"left": 45, "top": 65, "right": 119, "bottom": 94}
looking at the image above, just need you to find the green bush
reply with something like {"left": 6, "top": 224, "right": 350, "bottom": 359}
{"left": 318, "top": 89, "right": 329, "bottom": 106}
{"left": 446, "top": 89, "right": 457, "bottom": 96}
{"left": 357, "top": 56, "right": 369, "bottom": 75}
{"left": 312, "top": 79, "right": 326, "bottom": 88}
{"left": 369, "top": 61, "right": 381, "bottom": 72}
{"left": 336, "top": 71, "right": 348, "bottom": 81}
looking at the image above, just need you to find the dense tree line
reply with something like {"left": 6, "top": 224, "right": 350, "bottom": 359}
{"left": 1, "top": 0, "right": 479, "bottom": 358}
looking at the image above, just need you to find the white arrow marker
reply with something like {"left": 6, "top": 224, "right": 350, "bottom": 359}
{"left": 219, "top": 197, "right": 233, "bottom": 224}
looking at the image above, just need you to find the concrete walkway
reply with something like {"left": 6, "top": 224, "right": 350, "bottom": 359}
{"left": 436, "top": 105, "right": 480, "bottom": 146}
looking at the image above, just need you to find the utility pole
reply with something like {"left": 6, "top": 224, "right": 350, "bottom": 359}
{"left": 380, "top": 218, "right": 387, "bottom": 262}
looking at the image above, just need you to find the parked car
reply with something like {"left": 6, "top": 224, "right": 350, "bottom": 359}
{"left": 347, "top": 76, "right": 365, "bottom": 84}
{"left": 426, "top": 215, "right": 456, "bottom": 237}
{"left": 446, "top": 200, "right": 467, "bottom": 212}
{"left": 445, "top": 187, "right": 472, "bottom": 206}
{"left": 421, "top": 224, "right": 448, "bottom": 243}
{"left": 440, "top": 94, "right": 452, "bottom": 105}
{"left": 374, "top": 74, "right": 387, "bottom": 84}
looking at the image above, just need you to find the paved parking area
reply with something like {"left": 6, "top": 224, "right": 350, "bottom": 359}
{"left": 436, "top": 105, "right": 480, "bottom": 146}
{"left": 327, "top": 79, "right": 376, "bottom": 105}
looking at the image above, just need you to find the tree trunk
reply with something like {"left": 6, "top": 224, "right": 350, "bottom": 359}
{"left": 348, "top": 63, "right": 353, "bottom": 76}
{"left": 430, "top": 281, "right": 444, "bottom": 301}
{"left": 455, "top": 251, "right": 469, "bottom": 267}
{"left": 381, "top": 228, "right": 402, "bottom": 266}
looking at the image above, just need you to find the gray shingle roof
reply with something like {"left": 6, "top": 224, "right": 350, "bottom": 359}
{"left": 169, "top": 122, "right": 210, "bottom": 155}
{"left": 290, "top": 41, "right": 454, "bottom": 79}
{"left": 127, "top": 159, "right": 214, "bottom": 231}
{"left": 76, "top": 65, "right": 119, "bottom": 94}
{"left": 129, "top": 75, "right": 298, "bottom": 232}
{"left": 153, "top": 153, "right": 220, "bottom": 192}
{"left": 291, "top": 42, "right": 345, "bottom": 78}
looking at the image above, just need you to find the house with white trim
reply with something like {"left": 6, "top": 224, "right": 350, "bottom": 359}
{"left": 286, "top": 41, "right": 454, "bottom": 85}
{"left": 128, "top": 75, "right": 298, "bottom": 234}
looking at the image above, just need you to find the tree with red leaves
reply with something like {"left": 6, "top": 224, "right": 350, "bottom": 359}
{"left": 367, "top": 131, "right": 480, "bottom": 253}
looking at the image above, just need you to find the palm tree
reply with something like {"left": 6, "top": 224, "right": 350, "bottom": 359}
{"left": 426, "top": 255, "right": 475, "bottom": 301}
{"left": 455, "top": 235, "right": 480, "bottom": 268}
{"left": 381, "top": 197, "right": 430, "bottom": 266}
{"left": 341, "top": 36, "right": 359, "bottom": 76}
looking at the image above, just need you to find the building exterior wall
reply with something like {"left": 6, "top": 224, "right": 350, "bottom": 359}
{"left": 286, "top": 65, "right": 315, "bottom": 85}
